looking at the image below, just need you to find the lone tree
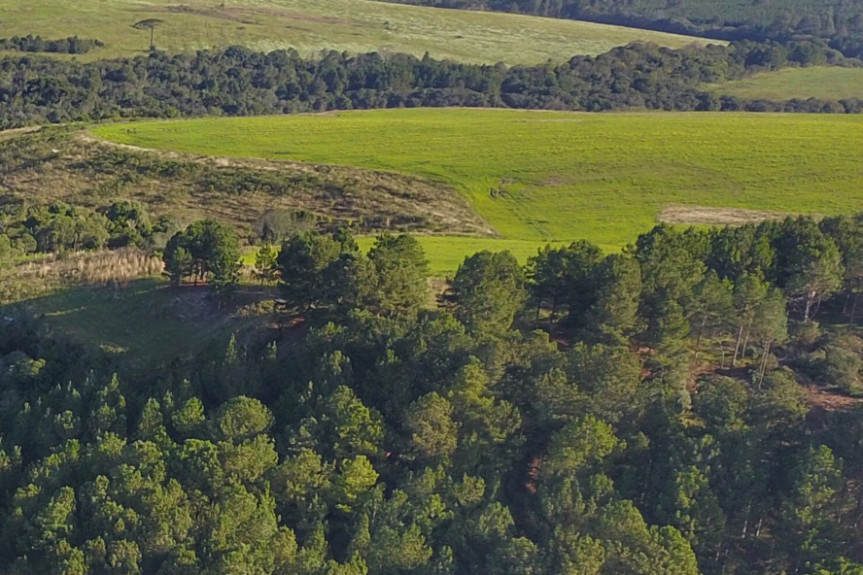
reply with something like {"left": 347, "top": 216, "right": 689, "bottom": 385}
{"left": 132, "top": 19, "right": 164, "bottom": 51}
{"left": 163, "top": 219, "right": 240, "bottom": 290}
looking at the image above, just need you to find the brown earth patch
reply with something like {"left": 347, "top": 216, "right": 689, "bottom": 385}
{"left": 659, "top": 205, "right": 791, "bottom": 226}
{"left": 803, "top": 384, "right": 863, "bottom": 412}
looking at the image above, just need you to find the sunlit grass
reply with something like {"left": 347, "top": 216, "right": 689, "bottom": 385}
{"left": 93, "top": 109, "right": 863, "bottom": 267}
{"left": 707, "top": 66, "right": 863, "bottom": 101}
{"left": 0, "top": 0, "right": 714, "bottom": 65}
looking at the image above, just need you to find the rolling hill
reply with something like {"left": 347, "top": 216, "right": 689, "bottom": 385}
{"left": 92, "top": 109, "right": 863, "bottom": 271}
{"left": 0, "top": 0, "right": 715, "bottom": 65}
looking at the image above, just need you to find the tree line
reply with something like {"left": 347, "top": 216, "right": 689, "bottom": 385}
{"left": 2, "top": 39, "right": 862, "bottom": 129}
{"left": 379, "top": 0, "right": 863, "bottom": 43}
{"left": 2, "top": 213, "right": 860, "bottom": 573}
{"left": 0, "top": 35, "right": 103, "bottom": 55}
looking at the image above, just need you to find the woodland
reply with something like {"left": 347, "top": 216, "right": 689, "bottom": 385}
{"left": 1, "top": 3, "right": 863, "bottom": 574}
{"left": 2, "top": 39, "right": 863, "bottom": 130}
{"left": 1, "top": 214, "right": 863, "bottom": 574}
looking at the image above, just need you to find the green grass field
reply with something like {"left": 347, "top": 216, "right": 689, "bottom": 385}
{"left": 708, "top": 67, "right": 863, "bottom": 101}
{"left": 0, "top": 0, "right": 713, "bottom": 65}
{"left": 92, "top": 109, "right": 863, "bottom": 272}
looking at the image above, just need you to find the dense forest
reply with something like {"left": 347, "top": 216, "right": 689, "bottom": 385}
{"left": 381, "top": 0, "right": 863, "bottom": 42}
{"left": 1, "top": 214, "right": 863, "bottom": 574}
{"left": 2, "top": 39, "right": 862, "bottom": 129}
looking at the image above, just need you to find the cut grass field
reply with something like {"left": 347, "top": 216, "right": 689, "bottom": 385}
{"left": 707, "top": 66, "right": 863, "bottom": 101}
{"left": 92, "top": 109, "right": 863, "bottom": 271}
{"left": 0, "top": 0, "right": 714, "bottom": 65}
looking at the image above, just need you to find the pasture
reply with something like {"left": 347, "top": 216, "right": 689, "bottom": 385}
{"left": 708, "top": 66, "right": 863, "bottom": 101}
{"left": 0, "top": 0, "right": 713, "bottom": 65}
{"left": 92, "top": 109, "right": 863, "bottom": 271}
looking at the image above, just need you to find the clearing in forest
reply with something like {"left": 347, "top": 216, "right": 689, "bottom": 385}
{"left": 0, "top": 0, "right": 714, "bottom": 65}
{"left": 92, "top": 109, "right": 863, "bottom": 271}
{"left": 706, "top": 66, "right": 863, "bottom": 101}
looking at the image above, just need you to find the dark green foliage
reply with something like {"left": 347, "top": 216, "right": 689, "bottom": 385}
{"left": 3, "top": 213, "right": 863, "bottom": 574}
{"left": 0, "top": 35, "right": 103, "bottom": 54}
{"left": 1, "top": 40, "right": 861, "bottom": 130}
{"left": 163, "top": 219, "right": 240, "bottom": 289}
{"left": 381, "top": 0, "right": 863, "bottom": 42}
{"left": 278, "top": 231, "right": 347, "bottom": 312}
{"left": 447, "top": 250, "right": 526, "bottom": 336}
{"left": 365, "top": 233, "right": 429, "bottom": 319}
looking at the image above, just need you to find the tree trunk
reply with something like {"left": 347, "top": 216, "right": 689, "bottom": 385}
{"left": 803, "top": 289, "right": 816, "bottom": 321}
{"left": 758, "top": 339, "right": 772, "bottom": 389}
{"left": 851, "top": 292, "right": 860, "bottom": 325}
{"left": 741, "top": 321, "right": 752, "bottom": 361}
{"left": 732, "top": 324, "right": 744, "bottom": 367}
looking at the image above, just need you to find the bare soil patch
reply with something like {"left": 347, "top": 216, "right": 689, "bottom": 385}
{"left": 659, "top": 204, "right": 792, "bottom": 226}
{"left": 803, "top": 384, "right": 863, "bottom": 412}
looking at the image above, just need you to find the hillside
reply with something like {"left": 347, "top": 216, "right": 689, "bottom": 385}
{"left": 0, "top": 0, "right": 714, "bottom": 65}
{"left": 93, "top": 109, "right": 863, "bottom": 262}
{"left": 706, "top": 66, "right": 863, "bottom": 101}
{"left": 381, "top": 0, "right": 863, "bottom": 40}
{"left": 0, "top": 126, "right": 489, "bottom": 238}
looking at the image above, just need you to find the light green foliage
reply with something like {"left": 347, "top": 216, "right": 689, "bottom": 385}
{"left": 334, "top": 456, "right": 379, "bottom": 512}
{"left": 403, "top": 392, "right": 459, "bottom": 465}
{"left": 447, "top": 359, "right": 523, "bottom": 476}
{"left": 213, "top": 396, "right": 274, "bottom": 443}
{"left": 544, "top": 416, "right": 620, "bottom": 477}
{"left": 95, "top": 110, "right": 863, "bottom": 269}
{"left": 0, "top": 0, "right": 712, "bottom": 64}
{"left": 253, "top": 244, "right": 279, "bottom": 284}
{"left": 317, "top": 386, "right": 385, "bottom": 460}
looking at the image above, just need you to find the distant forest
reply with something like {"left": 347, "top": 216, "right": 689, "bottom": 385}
{"left": 2, "top": 39, "right": 862, "bottom": 129}
{"left": 380, "top": 0, "right": 863, "bottom": 41}
{"left": 0, "top": 35, "right": 103, "bottom": 55}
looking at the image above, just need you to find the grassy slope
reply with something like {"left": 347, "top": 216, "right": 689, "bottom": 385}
{"left": 0, "top": 127, "right": 490, "bottom": 237}
{"left": 707, "top": 67, "right": 863, "bottom": 101}
{"left": 0, "top": 0, "right": 713, "bottom": 65}
{"left": 93, "top": 109, "right": 863, "bottom": 271}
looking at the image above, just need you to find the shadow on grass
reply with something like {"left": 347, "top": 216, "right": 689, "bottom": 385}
{"left": 2, "top": 278, "right": 279, "bottom": 369}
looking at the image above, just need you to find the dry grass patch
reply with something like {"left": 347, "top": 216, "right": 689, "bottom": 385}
{"left": 0, "top": 127, "right": 493, "bottom": 238}
{"left": 659, "top": 205, "right": 792, "bottom": 226}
